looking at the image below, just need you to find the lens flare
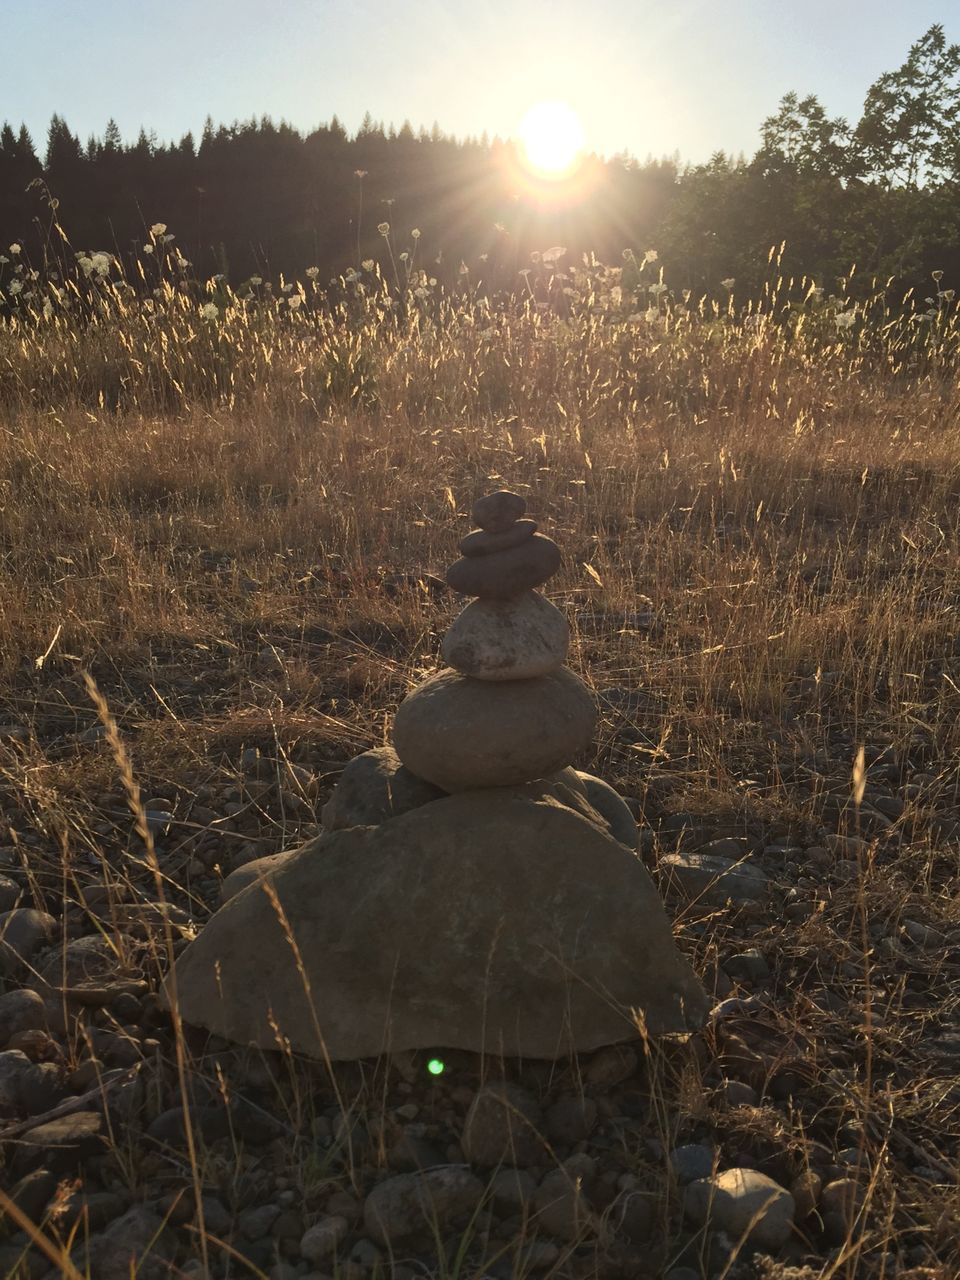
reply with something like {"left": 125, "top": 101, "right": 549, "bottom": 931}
{"left": 517, "top": 101, "right": 586, "bottom": 180}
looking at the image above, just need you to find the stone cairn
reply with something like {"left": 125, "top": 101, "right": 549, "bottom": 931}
{"left": 171, "top": 491, "right": 708, "bottom": 1060}
{"left": 392, "top": 490, "right": 595, "bottom": 793}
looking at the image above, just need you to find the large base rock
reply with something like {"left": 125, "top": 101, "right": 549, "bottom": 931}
{"left": 170, "top": 793, "right": 709, "bottom": 1059}
{"left": 393, "top": 667, "right": 596, "bottom": 791}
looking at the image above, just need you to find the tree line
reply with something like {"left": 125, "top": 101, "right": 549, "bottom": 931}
{"left": 2, "top": 24, "right": 959, "bottom": 299}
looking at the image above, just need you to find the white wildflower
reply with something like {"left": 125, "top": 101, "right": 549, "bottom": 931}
{"left": 362, "top": 259, "right": 374, "bottom": 271}
{"left": 411, "top": 228, "right": 421, "bottom": 240}
{"left": 150, "top": 223, "right": 167, "bottom": 237}
{"left": 201, "top": 301, "right": 219, "bottom": 320}
{"left": 377, "top": 222, "right": 390, "bottom": 236}
{"left": 9, "top": 243, "right": 21, "bottom": 255}
{"left": 644, "top": 249, "right": 658, "bottom": 263}
{"left": 721, "top": 277, "right": 735, "bottom": 290}
{"left": 306, "top": 266, "right": 320, "bottom": 279}
{"left": 287, "top": 294, "right": 302, "bottom": 309}
{"left": 143, "top": 243, "right": 154, "bottom": 254}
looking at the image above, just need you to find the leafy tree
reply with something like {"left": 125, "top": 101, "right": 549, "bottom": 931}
{"left": 854, "top": 24, "right": 960, "bottom": 187}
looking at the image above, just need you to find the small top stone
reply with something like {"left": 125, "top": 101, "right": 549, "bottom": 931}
{"left": 472, "top": 490, "right": 526, "bottom": 533}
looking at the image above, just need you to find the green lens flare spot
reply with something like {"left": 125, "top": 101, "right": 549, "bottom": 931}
{"left": 427, "top": 1058, "right": 445, "bottom": 1076}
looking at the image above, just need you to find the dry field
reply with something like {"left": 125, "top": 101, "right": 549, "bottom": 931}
{"left": 0, "top": 255, "right": 959, "bottom": 1278}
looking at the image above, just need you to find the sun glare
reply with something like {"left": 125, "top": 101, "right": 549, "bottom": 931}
{"left": 518, "top": 101, "right": 586, "bottom": 180}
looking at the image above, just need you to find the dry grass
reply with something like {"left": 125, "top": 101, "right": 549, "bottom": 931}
{"left": 0, "top": 251, "right": 959, "bottom": 1278}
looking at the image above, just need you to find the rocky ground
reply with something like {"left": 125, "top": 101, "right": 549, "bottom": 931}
{"left": 0, "top": 399, "right": 959, "bottom": 1278}
{"left": 0, "top": 592, "right": 958, "bottom": 1280}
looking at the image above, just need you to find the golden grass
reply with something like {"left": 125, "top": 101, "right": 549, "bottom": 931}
{"left": 1, "top": 250, "right": 959, "bottom": 1278}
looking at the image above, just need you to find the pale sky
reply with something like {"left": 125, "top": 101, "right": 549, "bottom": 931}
{"left": 3, "top": 0, "right": 954, "bottom": 163}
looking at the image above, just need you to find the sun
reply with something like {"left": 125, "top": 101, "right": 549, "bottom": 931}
{"left": 517, "top": 101, "right": 586, "bottom": 180}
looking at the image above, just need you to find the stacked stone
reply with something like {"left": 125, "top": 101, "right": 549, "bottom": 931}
{"left": 392, "top": 491, "right": 597, "bottom": 793}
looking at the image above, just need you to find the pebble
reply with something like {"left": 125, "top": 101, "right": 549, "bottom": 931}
{"left": 489, "top": 1168, "right": 536, "bottom": 1212}
{"left": 614, "top": 1189, "right": 654, "bottom": 1243}
{"left": 518, "top": 1240, "right": 561, "bottom": 1269}
{"left": 721, "top": 1079, "right": 759, "bottom": 1107}
{"left": 300, "top": 1215, "right": 349, "bottom": 1262}
{"left": 903, "top": 919, "right": 945, "bottom": 948}
{"left": 462, "top": 1081, "right": 544, "bottom": 1166}
{"left": 0, "top": 989, "right": 47, "bottom": 1048}
{"left": 0, "top": 1049, "right": 35, "bottom": 1111}
{"left": 826, "top": 833, "right": 870, "bottom": 857}
{"left": 585, "top": 1043, "right": 638, "bottom": 1088}
{"left": 544, "top": 1095, "right": 598, "bottom": 1145}
{"left": 533, "top": 1164, "right": 598, "bottom": 1241}
{"left": 724, "top": 949, "right": 771, "bottom": 983}
{"left": 0, "top": 908, "right": 57, "bottom": 972}
{"left": 669, "top": 1143, "right": 715, "bottom": 1183}
{"left": 83, "top": 1206, "right": 165, "bottom": 1280}
{"left": 363, "top": 1167, "right": 484, "bottom": 1244}
{"left": 683, "top": 1168, "right": 795, "bottom": 1249}
{"left": 790, "top": 1169, "right": 822, "bottom": 1218}
{"left": 0, "top": 875, "right": 20, "bottom": 911}
{"left": 660, "top": 852, "right": 769, "bottom": 903}
{"left": 15, "top": 1110, "right": 105, "bottom": 1173}
{"left": 820, "top": 1177, "right": 865, "bottom": 1219}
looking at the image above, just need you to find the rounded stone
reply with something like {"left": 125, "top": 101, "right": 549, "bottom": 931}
{"left": 393, "top": 666, "right": 596, "bottom": 790}
{"left": 472, "top": 490, "right": 526, "bottom": 532}
{"left": 442, "top": 590, "right": 569, "bottom": 680}
{"left": 321, "top": 746, "right": 446, "bottom": 830}
{"left": 459, "top": 519, "right": 537, "bottom": 558}
{"left": 683, "top": 1168, "right": 795, "bottom": 1250}
{"left": 446, "top": 534, "right": 561, "bottom": 598}
{"left": 575, "top": 773, "right": 639, "bottom": 849}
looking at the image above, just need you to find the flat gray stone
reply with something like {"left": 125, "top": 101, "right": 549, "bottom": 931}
{"left": 660, "top": 852, "right": 769, "bottom": 904}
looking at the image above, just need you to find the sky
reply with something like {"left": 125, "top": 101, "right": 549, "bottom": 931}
{"left": 2, "top": 0, "right": 955, "bottom": 164}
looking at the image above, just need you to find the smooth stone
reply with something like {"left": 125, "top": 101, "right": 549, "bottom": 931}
{"left": 462, "top": 1081, "right": 545, "bottom": 1167}
{"left": 575, "top": 773, "right": 639, "bottom": 849}
{"left": 363, "top": 1168, "right": 484, "bottom": 1244}
{"left": 670, "top": 1143, "right": 715, "bottom": 1183}
{"left": 0, "top": 989, "right": 47, "bottom": 1048}
{"left": 0, "top": 909, "right": 56, "bottom": 973}
{"left": 321, "top": 745, "right": 445, "bottom": 830}
{"left": 660, "top": 853, "right": 770, "bottom": 904}
{"left": 684, "top": 1168, "right": 795, "bottom": 1250}
{"left": 446, "top": 534, "right": 561, "bottom": 598}
{"left": 393, "top": 666, "right": 595, "bottom": 791}
{"left": 459, "top": 519, "right": 537, "bottom": 557}
{"left": 472, "top": 490, "right": 526, "bottom": 532}
{"left": 442, "top": 591, "right": 569, "bottom": 681}
{"left": 170, "top": 793, "right": 710, "bottom": 1059}
{"left": 300, "top": 1216, "right": 349, "bottom": 1262}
